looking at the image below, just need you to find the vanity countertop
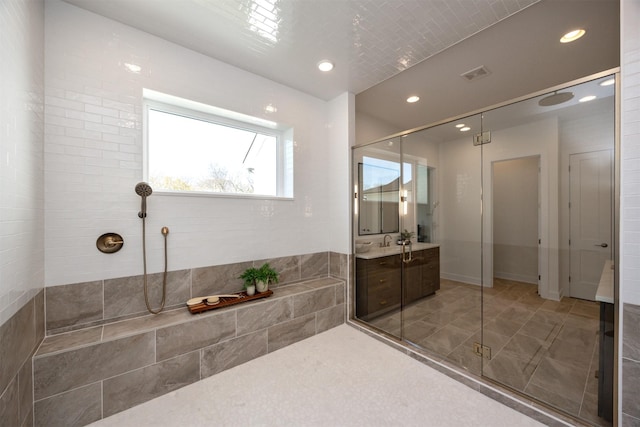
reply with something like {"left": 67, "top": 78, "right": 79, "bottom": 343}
{"left": 356, "top": 242, "right": 440, "bottom": 259}
{"left": 596, "top": 259, "right": 614, "bottom": 304}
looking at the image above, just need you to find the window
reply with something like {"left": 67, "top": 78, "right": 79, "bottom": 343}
{"left": 143, "top": 90, "right": 293, "bottom": 198}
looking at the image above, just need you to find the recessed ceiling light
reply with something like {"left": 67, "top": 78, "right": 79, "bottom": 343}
{"left": 124, "top": 62, "right": 141, "bottom": 73}
{"left": 264, "top": 104, "right": 277, "bottom": 113}
{"left": 317, "top": 60, "right": 334, "bottom": 72}
{"left": 579, "top": 95, "right": 597, "bottom": 103}
{"left": 406, "top": 95, "right": 420, "bottom": 103}
{"left": 455, "top": 124, "right": 465, "bottom": 128}
{"left": 600, "top": 78, "right": 615, "bottom": 86}
{"left": 560, "top": 29, "right": 586, "bottom": 43}
{"left": 460, "top": 127, "right": 471, "bottom": 132}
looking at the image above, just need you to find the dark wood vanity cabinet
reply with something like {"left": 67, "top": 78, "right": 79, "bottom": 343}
{"left": 404, "top": 247, "right": 440, "bottom": 305}
{"left": 356, "top": 247, "right": 440, "bottom": 319}
{"left": 356, "top": 254, "right": 402, "bottom": 319}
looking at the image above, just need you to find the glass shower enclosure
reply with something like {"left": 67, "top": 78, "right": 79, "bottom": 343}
{"left": 352, "top": 72, "right": 616, "bottom": 426}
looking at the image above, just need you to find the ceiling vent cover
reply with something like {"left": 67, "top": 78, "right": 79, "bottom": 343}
{"left": 460, "top": 65, "right": 490, "bottom": 81}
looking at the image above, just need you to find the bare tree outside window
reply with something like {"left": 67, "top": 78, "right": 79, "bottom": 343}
{"left": 145, "top": 101, "right": 287, "bottom": 197}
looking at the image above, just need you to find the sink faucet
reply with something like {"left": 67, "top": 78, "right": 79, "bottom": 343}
{"left": 382, "top": 234, "right": 392, "bottom": 247}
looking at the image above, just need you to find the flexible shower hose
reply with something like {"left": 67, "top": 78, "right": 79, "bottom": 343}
{"left": 142, "top": 216, "right": 168, "bottom": 314}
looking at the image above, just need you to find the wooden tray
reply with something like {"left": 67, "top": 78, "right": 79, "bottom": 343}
{"left": 187, "top": 290, "right": 273, "bottom": 314}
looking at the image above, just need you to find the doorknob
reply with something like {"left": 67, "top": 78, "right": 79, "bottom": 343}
{"left": 594, "top": 243, "right": 608, "bottom": 248}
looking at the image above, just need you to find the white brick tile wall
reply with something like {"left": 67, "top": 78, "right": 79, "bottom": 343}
{"left": 0, "top": 0, "right": 45, "bottom": 326}
{"left": 621, "top": 0, "right": 640, "bottom": 306}
{"left": 621, "top": 0, "right": 640, "bottom": 419}
{"left": 44, "top": 0, "right": 339, "bottom": 286}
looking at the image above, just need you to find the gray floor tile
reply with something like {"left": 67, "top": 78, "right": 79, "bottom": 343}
{"left": 499, "top": 333, "right": 546, "bottom": 364}
{"left": 484, "top": 317, "right": 525, "bottom": 337}
{"left": 571, "top": 300, "right": 600, "bottom": 319}
{"left": 361, "top": 278, "right": 607, "bottom": 426}
{"left": 556, "top": 323, "right": 598, "bottom": 348}
{"left": 525, "top": 381, "right": 581, "bottom": 416}
{"left": 527, "top": 357, "right": 589, "bottom": 404}
{"left": 546, "top": 336, "right": 594, "bottom": 369}
{"left": 518, "top": 319, "right": 561, "bottom": 342}
{"left": 539, "top": 298, "right": 576, "bottom": 314}
{"left": 484, "top": 353, "right": 537, "bottom": 391}
{"left": 420, "top": 324, "right": 474, "bottom": 355}
{"left": 403, "top": 320, "right": 440, "bottom": 343}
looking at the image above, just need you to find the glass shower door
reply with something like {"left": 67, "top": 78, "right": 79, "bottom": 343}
{"left": 353, "top": 137, "right": 403, "bottom": 337}
{"left": 479, "top": 75, "right": 616, "bottom": 425}
{"left": 399, "top": 114, "right": 484, "bottom": 376}
{"left": 353, "top": 72, "right": 616, "bottom": 426}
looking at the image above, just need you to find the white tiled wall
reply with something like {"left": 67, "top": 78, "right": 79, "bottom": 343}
{"left": 328, "top": 93, "right": 354, "bottom": 254}
{"left": 620, "top": 0, "right": 640, "bottom": 420}
{"left": 621, "top": 0, "right": 640, "bottom": 307}
{"left": 44, "top": 0, "right": 347, "bottom": 287}
{"left": 0, "top": 0, "right": 45, "bottom": 326}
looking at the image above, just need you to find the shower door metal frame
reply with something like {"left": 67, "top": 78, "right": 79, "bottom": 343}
{"left": 350, "top": 67, "right": 621, "bottom": 426}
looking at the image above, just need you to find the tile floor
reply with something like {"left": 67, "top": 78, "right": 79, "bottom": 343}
{"left": 368, "top": 278, "right": 611, "bottom": 427}
{"left": 89, "top": 324, "right": 548, "bottom": 427}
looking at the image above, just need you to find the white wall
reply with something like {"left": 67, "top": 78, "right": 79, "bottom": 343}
{"left": 438, "top": 133, "right": 482, "bottom": 285}
{"left": 44, "top": 0, "right": 336, "bottom": 286}
{"left": 620, "top": 0, "right": 640, "bottom": 420}
{"left": 0, "top": 0, "right": 45, "bottom": 326}
{"left": 620, "top": 0, "right": 640, "bottom": 307}
{"left": 328, "top": 92, "right": 354, "bottom": 254}
{"left": 482, "top": 118, "right": 559, "bottom": 298}
{"left": 558, "top": 100, "right": 615, "bottom": 297}
{"left": 493, "top": 157, "right": 539, "bottom": 284}
{"left": 355, "top": 111, "right": 402, "bottom": 145}
{"left": 402, "top": 130, "right": 442, "bottom": 242}
{"left": 434, "top": 118, "right": 559, "bottom": 293}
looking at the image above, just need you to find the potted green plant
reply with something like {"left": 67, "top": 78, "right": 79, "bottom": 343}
{"left": 399, "top": 229, "right": 415, "bottom": 245}
{"left": 256, "top": 263, "right": 279, "bottom": 292}
{"left": 239, "top": 267, "right": 259, "bottom": 296}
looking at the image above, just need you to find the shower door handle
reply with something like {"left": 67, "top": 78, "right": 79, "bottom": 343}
{"left": 594, "top": 243, "right": 608, "bottom": 248}
{"left": 402, "top": 242, "right": 413, "bottom": 264}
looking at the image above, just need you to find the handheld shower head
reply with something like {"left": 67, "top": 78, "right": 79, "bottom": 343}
{"left": 135, "top": 182, "right": 153, "bottom": 218}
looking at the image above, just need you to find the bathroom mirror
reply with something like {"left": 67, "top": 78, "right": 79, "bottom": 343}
{"left": 414, "top": 164, "right": 435, "bottom": 242}
{"left": 357, "top": 159, "right": 400, "bottom": 235}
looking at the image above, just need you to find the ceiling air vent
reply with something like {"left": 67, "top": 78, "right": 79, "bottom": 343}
{"left": 460, "top": 65, "right": 490, "bottom": 82}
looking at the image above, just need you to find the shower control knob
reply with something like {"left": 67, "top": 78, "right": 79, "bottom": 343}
{"left": 97, "top": 233, "right": 124, "bottom": 253}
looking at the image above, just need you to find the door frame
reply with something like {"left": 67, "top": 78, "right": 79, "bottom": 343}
{"left": 567, "top": 149, "right": 614, "bottom": 300}
{"left": 489, "top": 156, "right": 542, "bottom": 288}
{"left": 481, "top": 118, "right": 559, "bottom": 300}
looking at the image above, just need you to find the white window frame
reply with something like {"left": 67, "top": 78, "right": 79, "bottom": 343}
{"left": 143, "top": 89, "right": 293, "bottom": 199}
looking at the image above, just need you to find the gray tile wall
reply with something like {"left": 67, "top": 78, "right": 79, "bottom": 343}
{"left": 33, "top": 276, "right": 346, "bottom": 426}
{"left": 46, "top": 251, "right": 347, "bottom": 335}
{"left": 0, "top": 291, "right": 45, "bottom": 427}
{"left": 33, "top": 332, "right": 156, "bottom": 400}
{"left": 330, "top": 251, "right": 349, "bottom": 280}
{"left": 623, "top": 303, "right": 640, "bottom": 425}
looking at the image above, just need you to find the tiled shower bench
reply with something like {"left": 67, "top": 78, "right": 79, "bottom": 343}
{"left": 33, "top": 277, "right": 345, "bottom": 427}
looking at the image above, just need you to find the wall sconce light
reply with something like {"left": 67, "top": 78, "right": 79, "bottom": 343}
{"left": 402, "top": 190, "right": 408, "bottom": 215}
{"left": 354, "top": 185, "right": 358, "bottom": 215}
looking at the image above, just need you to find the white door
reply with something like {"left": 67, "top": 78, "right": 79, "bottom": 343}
{"left": 569, "top": 150, "right": 613, "bottom": 300}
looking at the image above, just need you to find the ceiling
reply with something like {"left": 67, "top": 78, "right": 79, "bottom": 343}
{"left": 60, "top": 0, "right": 540, "bottom": 100}
{"left": 400, "top": 74, "right": 617, "bottom": 144}
{"left": 357, "top": 0, "right": 619, "bottom": 133}
{"left": 60, "top": 0, "right": 619, "bottom": 133}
